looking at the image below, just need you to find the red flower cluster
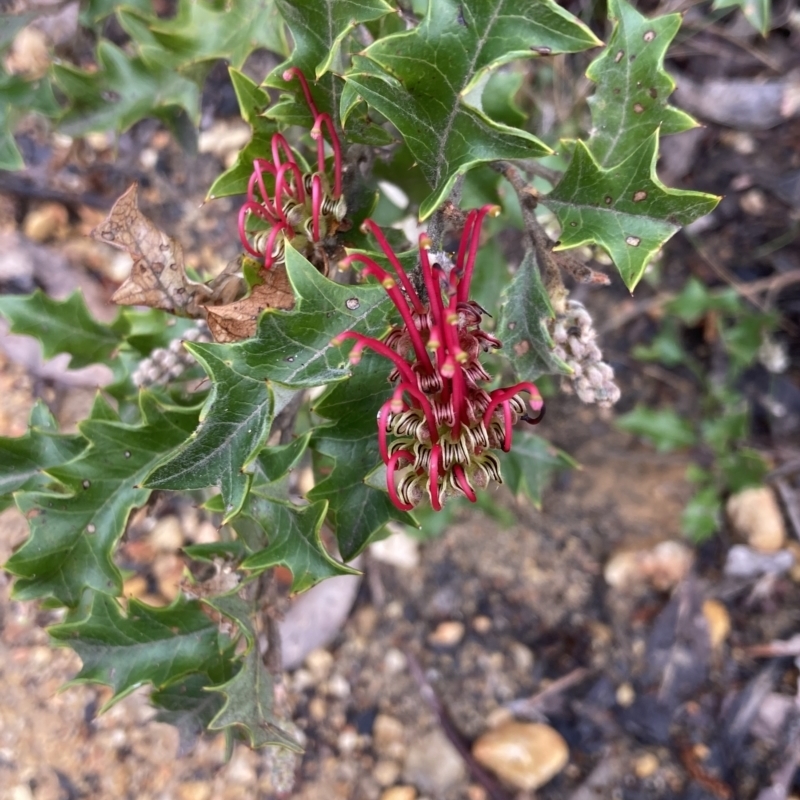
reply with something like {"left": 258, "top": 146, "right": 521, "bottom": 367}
{"left": 238, "top": 68, "right": 347, "bottom": 271}
{"left": 333, "top": 207, "right": 544, "bottom": 511}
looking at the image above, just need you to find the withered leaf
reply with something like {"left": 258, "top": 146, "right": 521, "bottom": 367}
{"left": 205, "top": 264, "right": 295, "bottom": 343}
{"left": 92, "top": 183, "right": 211, "bottom": 317}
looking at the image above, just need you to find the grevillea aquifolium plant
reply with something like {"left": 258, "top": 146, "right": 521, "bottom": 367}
{"left": 0, "top": 0, "right": 719, "bottom": 764}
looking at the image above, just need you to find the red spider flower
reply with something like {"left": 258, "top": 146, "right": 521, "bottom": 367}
{"left": 237, "top": 68, "right": 347, "bottom": 272}
{"left": 332, "top": 206, "right": 545, "bottom": 511}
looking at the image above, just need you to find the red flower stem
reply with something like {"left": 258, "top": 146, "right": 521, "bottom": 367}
{"left": 454, "top": 208, "right": 477, "bottom": 283}
{"left": 419, "top": 235, "right": 446, "bottom": 333}
{"left": 333, "top": 331, "right": 417, "bottom": 386}
{"left": 482, "top": 383, "right": 543, "bottom": 427}
{"left": 311, "top": 113, "right": 342, "bottom": 198}
{"left": 248, "top": 159, "right": 278, "bottom": 212}
{"left": 393, "top": 384, "right": 439, "bottom": 445}
{"left": 458, "top": 205, "right": 499, "bottom": 303}
{"left": 387, "top": 450, "right": 415, "bottom": 511}
{"left": 453, "top": 464, "right": 477, "bottom": 502}
{"left": 428, "top": 444, "right": 443, "bottom": 511}
{"left": 361, "top": 220, "right": 426, "bottom": 314}
{"left": 501, "top": 400, "right": 513, "bottom": 451}
{"left": 283, "top": 67, "right": 320, "bottom": 118}
{"left": 311, "top": 174, "right": 323, "bottom": 241}
{"left": 275, "top": 161, "right": 305, "bottom": 208}
{"left": 442, "top": 295, "right": 469, "bottom": 436}
{"left": 360, "top": 263, "right": 433, "bottom": 372}
{"left": 271, "top": 133, "right": 297, "bottom": 170}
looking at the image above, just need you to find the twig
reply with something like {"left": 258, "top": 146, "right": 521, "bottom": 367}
{"left": 425, "top": 175, "right": 465, "bottom": 251}
{"left": 0, "top": 172, "right": 111, "bottom": 210}
{"left": 511, "top": 159, "right": 563, "bottom": 187}
{"left": 505, "top": 667, "right": 591, "bottom": 719}
{"left": 405, "top": 651, "right": 514, "bottom": 800}
{"left": 492, "top": 160, "right": 568, "bottom": 312}
{"left": 774, "top": 478, "right": 800, "bottom": 545}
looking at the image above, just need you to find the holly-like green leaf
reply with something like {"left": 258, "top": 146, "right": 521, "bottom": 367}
{"left": 232, "top": 246, "right": 392, "bottom": 387}
{"left": 5, "top": 394, "right": 199, "bottom": 607}
{"left": 264, "top": 0, "right": 393, "bottom": 127}
{"left": 118, "top": 0, "right": 286, "bottom": 72}
{"left": 617, "top": 405, "right": 697, "bottom": 452}
{"left": 545, "top": 136, "right": 719, "bottom": 290}
{"left": 713, "top": 0, "right": 770, "bottom": 37}
{"left": 143, "top": 345, "right": 287, "bottom": 522}
{"left": 500, "top": 432, "right": 577, "bottom": 509}
{"left": 54, "top": 41, "right": 200, "bottom": 135}
{"left": 346, "top": 0, "right": 599, "bottom": 218}
{"left": 681, "top": 486, "right": 721, "bottom": 543}
{"left": 49, "top": 594, "right": 221, "bottom": 709}
{"left": 150, "top": 654, "right": 233, "bottom": 754}
{"left": 0, "top": 402, "right": 87, "bottom": 511}
{"left": 308, "top": 351, "right": 414, "bottom": 561}
{"left": 0, "top": 290, "right": 124, "bottom": 370}
{"left": 206, "top": 69, "right": 277, "bottom": 200}
{"left": 254, "top": 433, "right": 311, "bottom": 485}
{"left": 496, "top": 248, "right": 570, "bottom": 380}
{"left": 209, "top": 648, "right": 300, "bottom": 750}
{"left": 240, "top": 497, "right": 357, "bottom": 592}
{"left": 585, "top": 0, "right": 697, "bottom": 170}
{"left": 200, "top": 593, "right": 299, "bottom": 750}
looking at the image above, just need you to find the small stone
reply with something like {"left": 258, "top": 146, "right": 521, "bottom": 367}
{"left": 427, "top": 620, "right": 465, "bottom": 647}
{"left": 178, "top": 782, "right": 212, "bottom": 800}
{"left": 604, "top": 540, "right": 693, "bottom": 591}
{"left": 337, "top": 726, "right": 359, "bottom": 754}
{"left": 702, "top": 599, "right": 731, "bottom": 649}
{"left": 634, "top": 752, "right": 659, "bottom": 779}
{"left": 739, "top": 188, "right": 767, "bottom": 216}
{"left": 308, "top": 697, "right": 327, "bottom": 721}
{"left": 23, "top": 202, "right": 68, "bottom": 242}
{"left": 509, "top": 642, "right": 535, "bottom": 672}
{"left": 380, "top": 788, "right": 417, "bottom": 800}
{"left": 384, "top": 648, "right": 407, "bottom": 674}
{"left": 404, "top": 729, "right": 466, "bottom": 794}
{"left": 150, "top": 515, "right": 184, "bottom": 551}
{"left": 370, "top": 528, "right": 420, "bottom": 569}
{"left": 7, "top": 27, "right": 50, "bottom": 78}
{"left": 374, "top": 759, "right": 401, "bottom": 786}
{"left": 616, "top": 682, "right": 635, "bottom": 707}
{"left": 373, "top": 714, "right": 405, "bottom": 753}
{"left": 727, "top": 487, "right": 786, "bottom": 553}
{"left": 473, "top": 615, "right": 492, "bottom": 633}
{"left": 122, "top": 575, "right": 148, "bottom": 599}
{"left": 153, "top": 554, "right": 184, "bottom": 601}
{"left": 326, "top": 673, "right": 351, "bottom": 699}
{"left": 472, "top": 722, "right": 569, "bottom": 791}
{"left": 305, "top": 647, "right": 334, "bottom": 680}
{"left": 10, "top": 786, "right": 34, "bottom": 800}
{"left": 724, "top": 544, "right": 794, "bottom": 578}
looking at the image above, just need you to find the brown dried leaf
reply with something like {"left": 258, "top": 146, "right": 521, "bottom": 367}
{"left": 205, "top": 264, "right": 295, "bottom": 343}
{"left": 92, "top": 183, "right": 211, "bottom": 317}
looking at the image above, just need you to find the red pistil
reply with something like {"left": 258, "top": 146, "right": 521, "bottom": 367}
{"left": 333, "top": 331, "right": 418, "bottom": 387}
{"left": 283, "top": 67, "right": 320, "bottom": 117}
{"left": 392, "top": 384, "right": 439, "bottom": 445}
{"left": 311, "top": 113, "right": 342, "bottom": 198}
{"left": 428, "top": 444, "right": 443, "bottom": 511}
{"left": 310, "top": 174, "right": 323, "bottom": 241}
{"left": 458, "top": 205, "right": 499, "bottom": 303}
{"left": 453, "top": 464, "right": 477, "bottom": 502}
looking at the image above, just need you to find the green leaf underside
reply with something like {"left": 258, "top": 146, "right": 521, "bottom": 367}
{"left": 617, "top": 405, "right": 697, "bottom": 452}
{"left": 265, "top": 0, "right": 393, "bottom": 133}
{"left": 309, "top": 350, "right": 414, "bottom": 562}
{"left": 0, "top": 403, "right": 86, "bottom": 509}
{"left": 49, "top": 594, "right": 221, "bottom": 709}
{"left": 233, "top": 246, "right": 392, "bottom": 387}
{"left": 143, "top": 345, "right": 283, "bottom": 522}
{"left": 0, "top": 290, "right": 123, "bottom": 370}
{"left": 5, "top": 395, "right": 199, "bottom": 607}
{"left": 545, "top": 136, "right": 718, "bottom": 290}
{"left": 496, "top": 247, "right": 570, "bottom": 380}
{"left": 585, "top": 0, "right": 696, "bottom": 169}
{"left": 500, "top": 432, "right": 577, "bottom": 509}
{"left": 347, "top": 0, "right": 599, "bottom": 218}
{"left": 240, "top": 497, "right": 357, "bottom": 592}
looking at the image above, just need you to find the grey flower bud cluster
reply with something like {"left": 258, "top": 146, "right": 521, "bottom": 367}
{"left": 133, "top": 322, "right": 211, "bottom": 388}
{"left": 551, "top": 300, "right": 621, "bottom": 407}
